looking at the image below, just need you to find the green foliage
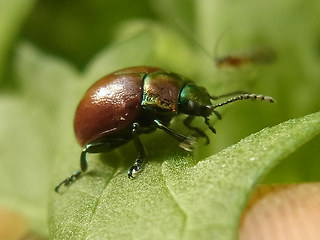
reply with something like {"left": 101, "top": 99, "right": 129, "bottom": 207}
{"left": 0, "top": 0, "right": 320, "bottom": 239}
{"left": 50, "top": 110, "right": 320, "bottom": 239}
{"left": 0, "top": 0, "right": 36, "bottom": 84}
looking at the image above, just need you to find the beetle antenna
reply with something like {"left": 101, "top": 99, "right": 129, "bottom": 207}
{"left": 210, "top": 91, "right": 248, "bottom": 100}
{"left": 211, "top": 93, "right": 275, "bottom": 110}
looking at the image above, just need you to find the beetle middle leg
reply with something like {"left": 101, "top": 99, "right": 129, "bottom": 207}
{"left": 128, "top": 123, "right": 146, "bottom": 179}
{"left": 154, "top": 119, "right": 196, "bottom": 151}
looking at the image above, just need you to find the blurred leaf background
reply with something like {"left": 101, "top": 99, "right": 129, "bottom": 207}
{"left": 0, "top": 0, "right": 319, "bottom": 239}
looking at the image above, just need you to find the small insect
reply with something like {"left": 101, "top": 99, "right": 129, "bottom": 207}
{"left": 215, "top": 47, "right": 276, "bottom": 68}
{"left": 211, "top": 28, "right": 276, "bottom": 69}
{"left": 55, "top": 66, "right": 274, "bottom": 192}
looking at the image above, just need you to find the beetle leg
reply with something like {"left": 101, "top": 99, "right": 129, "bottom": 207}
{"left": 183, "top": 116, "right": 210, "bottom": 144}
{"left": 154, "top": 119, "right": 196, "bottom": 151}
{"left": 80, "top": 146, "right": 89, "bottom": 171}
{"left": 128, "top": 123, "right": 146, "bottom": 179}
{"left": 54, "top": 170, "right": 82, "bottom": 193}
{"left": 55, "top": 142, "right": 106, "bottom": 193}
{"left": 204, "top": 117, "right": 216, "bottom": 134}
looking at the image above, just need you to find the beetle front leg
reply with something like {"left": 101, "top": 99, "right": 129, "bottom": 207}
{"left": 128, "top": 123, "right": 146, "bottom": 179}
{"left": 184, "top": 116, "right": 210, "bottom": 144}
{"left": 154, "top": 119, "right": 196, "bottom": 152}
{"left": 204, "top": 117, "right": 216, "bottom": 134}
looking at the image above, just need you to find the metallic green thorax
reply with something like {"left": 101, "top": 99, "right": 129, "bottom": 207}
{"left": 142, "top": 71, "right": 188, "bottom": 115}
{"left": 178, "top": 83, "right": 212, "bottom": 116}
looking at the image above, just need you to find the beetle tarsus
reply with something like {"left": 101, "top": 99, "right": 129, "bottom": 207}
{"left": 128, "top": 169, "right": 134, "bottom": 179}
{"left": 179, "top": 136, "right": 197, "bottom": 151}
{"left": 55, "top": 170, "right": 82, "bottom": 192}
{"left": 128, "top": 160, "right": 142, "bottom": 179}
{"left": 204, "top": 117, "right": 216, "bottom": 134}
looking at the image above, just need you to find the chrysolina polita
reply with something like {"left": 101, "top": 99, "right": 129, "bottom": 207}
{"left": 55, "top": 66, "right": 274, "bottom": 192}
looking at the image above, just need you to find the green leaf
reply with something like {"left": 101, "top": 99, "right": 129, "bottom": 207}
{"left": 0, "top": 42, "right": 79, "bottom": 236}
{"left": 162, "top": 112, "right": 320, "bottom": 240}
{"left": 0, "top": 0, "right": 36, "bottom": 83}
{"left": 50, "top": 107, "right": 320, "bottom": 240}
{"left": 2, "top": 1, "right": 320, "bottom": 239}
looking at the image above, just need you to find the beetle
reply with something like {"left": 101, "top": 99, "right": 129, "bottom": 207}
{"left": 55, "top": 66, "right": 274, "bottom": 192}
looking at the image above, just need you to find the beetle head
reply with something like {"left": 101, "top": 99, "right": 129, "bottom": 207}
{"left": 179, "top": 84, "right": 275, "bottom": 135}
{"left": 179, "top": 83, "right": 212, "bottom": 117}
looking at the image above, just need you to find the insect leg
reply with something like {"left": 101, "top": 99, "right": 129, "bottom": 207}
{"left": 154, "top": 119, "right": 196, "bottom": 152}
{"left": 204, "top": 117, "right": 216, "bottom": 134}
{"left": 54, "top": 170, "right": 81, "bottom": 193}
{"left": 55, "top": 142, "right": 106, "bottom": 192}
{"left": 128, "top": 123, "right": 146, "bottom": 179}
{"left": 183, "top": 115, "right": 210, "bottom": 144}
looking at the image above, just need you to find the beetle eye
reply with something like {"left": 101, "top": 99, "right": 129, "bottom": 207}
{"left": 188, "top": 101, "right": 200, "bottom": 115}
